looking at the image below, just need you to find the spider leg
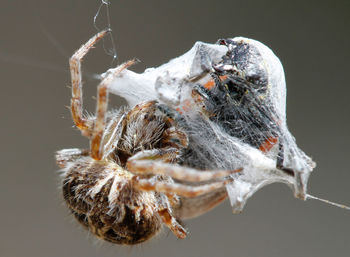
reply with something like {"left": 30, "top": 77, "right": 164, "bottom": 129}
{"left": 69, "top": 30, "right": 109, "bottom": 137}
{"left": 132, "top": 176, "right": 233, "bottom": 198}
{"left": 91, "top": 59, "right": 137, "bottom": 160}
{"left": 127, "top": 158, "right": 241, "bottom": 182}
{"left": 101, "top": 112, "right": 127, "bottom": 159}
{"left": 174, "top": 188, "right": 228, "bottom": 219}
{"left": 55, "top": 148, "right": 89, "bottom": 168}
{"left": 127, "top": 148, "right": 181, "bottom": 164}
{"left": 158, "top": 208, "right": 187, "bottom": 239}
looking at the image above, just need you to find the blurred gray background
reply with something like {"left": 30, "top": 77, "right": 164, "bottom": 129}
{"left": 1, "top": 1, "right": 350, "bottom": 257}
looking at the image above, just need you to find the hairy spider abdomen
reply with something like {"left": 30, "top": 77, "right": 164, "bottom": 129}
{"left": 61, "top": 156, "right": 162, "bottom": 244}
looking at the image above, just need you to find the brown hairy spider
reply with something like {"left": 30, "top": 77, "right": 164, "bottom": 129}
{"left": 56, "top": 30, "right": 241, "bottom": 245}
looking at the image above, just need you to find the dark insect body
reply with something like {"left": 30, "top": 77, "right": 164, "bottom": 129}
{"left": 196, "top": 39, "right": 280, "bottom": 150}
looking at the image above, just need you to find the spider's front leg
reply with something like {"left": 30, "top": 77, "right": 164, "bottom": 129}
{"left": 90, "top": 59, "right": 136, "bottom": 160}
{"left": 69, "top": 30, "right": 109, "bottom": 137}
{"left": 69, "top": 30, "right": 136, "bottom": 159}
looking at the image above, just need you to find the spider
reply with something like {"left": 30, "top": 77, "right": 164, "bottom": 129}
{"left": 56, "top": 30, "right": 241, "bottom": 245}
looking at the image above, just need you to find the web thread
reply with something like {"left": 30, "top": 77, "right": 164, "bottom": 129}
{"left": 94, "top": 0, "right": 118, "bottom": 67}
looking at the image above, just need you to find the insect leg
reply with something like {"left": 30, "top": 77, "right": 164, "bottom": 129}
{"left": 276, "top": 141, "right": 295, "bottom": 176}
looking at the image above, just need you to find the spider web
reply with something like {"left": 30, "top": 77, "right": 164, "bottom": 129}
{"left": 102, "top": 37, "right": 317, "bottom": 212}
{"left": 93, "top": 0, "right": 118, "bottom": 66}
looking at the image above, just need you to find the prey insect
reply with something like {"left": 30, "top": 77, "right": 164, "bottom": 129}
{"left": 56, "top": 30, "right": 241, "bottom": 245}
